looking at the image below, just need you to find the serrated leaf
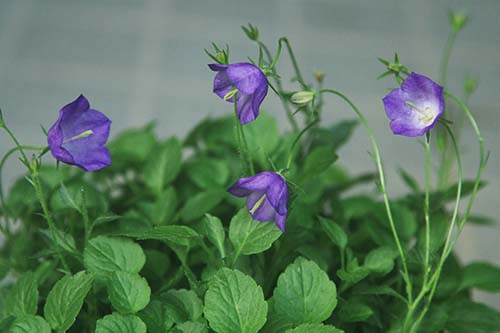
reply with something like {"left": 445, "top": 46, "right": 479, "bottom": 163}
{"left": 203, "top": 214, "right": 226, "bottom": 258}
{"left": 162, "top": 289, "right": 203, "bottom": 324}
{"left": 204, "top": 268, "right": 267, "bottom": 333}
{"left": 5, "top": 272, "right": 38, "bottom": 317}
{"left": 180, "top": 189, "right": 225, "bottom": 221}
{"left": 9, "top": 315, "right": 51, "bottom": 333}
{"left": 273, "top": 257, "right": 337, "bottom": 325}
{"left": 107, "top": 271, "right": 151, "bottom": 314}
{"left": 138, "top": 300, "right": 173, "bottom": 333}
{"left": 286, "top": 323, "right": 344, "bottom": 333}
{"left": 144, "top": 137, "right": 182, "bottom": 195}
{"left": 83, "top": 236, "right": 145, "bottom": 281}
{"left": 136, "top": 225, "right": 199, "bottom": 247}
{"left": 319, "top": 217, "right": 347, "bottom": 250}
{"left": 229, "top": 209, "right": 282, "bottom": 256}
{"left": 461, "top": 262, "right": 500, "bottom": 292}
{"left": 95, "top": 313, "right": 147, "bottom": 333}
{"left": 44, "top": 271, "right": 93, "bottom": 332}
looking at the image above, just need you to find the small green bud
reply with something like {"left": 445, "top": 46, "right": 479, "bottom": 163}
{"left": 0, "top": 108, "right": 4, "bottom": 127}
{"left": 464, "top": 75, "right": 479, "bottom": 96}
{"left": 242, "top": 23, "right": 259, "bottom": 41}
{"left": 29, "top": 156, "right": 39, "bottom": 174}
{"left": 450, "top": 11, "right": 468, "bottom": 32}
{"left": 314, "top": 71, "right": 325, "bottom": 83}
{"left": 290, "top": 91, "right": 315, "bottom": 105}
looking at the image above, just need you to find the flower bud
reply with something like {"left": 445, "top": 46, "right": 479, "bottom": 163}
{"left": 242, "top": 23, "right": 259, "bottom": 41}
{"left": 450, "top": 11, "right": 468, "bottom": 32}
{"left": 290, "top": 91, "right": 315, "bottom": 105}
{"left": 314, "top": 71, "right": 325, "bottom": 83}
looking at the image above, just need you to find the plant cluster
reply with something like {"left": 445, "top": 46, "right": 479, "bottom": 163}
{"left": 0, "top": 13, "right": 499, "bottom": 333}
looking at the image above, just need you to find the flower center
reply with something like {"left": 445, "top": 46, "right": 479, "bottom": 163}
{"left": 405, "top": 101, "right": 435, "bottom": 125}
{"left": 63, "top": 129, "right": 94, "bottom": 143}
{"left": 223, "top": 88, "right": 238, "bottom": 101}
{"left": 249, "top": 194, "right": 267, "bottom": 214}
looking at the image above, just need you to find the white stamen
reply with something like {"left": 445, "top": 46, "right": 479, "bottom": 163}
{"left": 63, "top": 129, "right": 94, "bottom": 143}
{"left": 249, "top": 194, "right": 267, "bottom": 214}
{"left": 405, "top": 101, "right": 436, "bottom": 125}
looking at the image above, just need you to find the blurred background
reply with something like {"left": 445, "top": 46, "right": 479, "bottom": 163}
{"left": 0, "top": 0, "right": 498, "bottom": 307}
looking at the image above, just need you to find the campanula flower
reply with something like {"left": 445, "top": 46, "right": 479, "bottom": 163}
{"left": 209, "top": 62, "right": 268, "bottom": 124}
{"left": 48, "top": 95, "right": 111, "bottom": 171}
{"left": 382, "top": 72, "right": 444, "bottom": 137}
{"left": 228, "top": 171, "right": 288, "bottom": 232}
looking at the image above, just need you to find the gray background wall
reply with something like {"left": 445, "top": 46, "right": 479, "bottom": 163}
{"left": 0, "top": 0, "right": 499, "bottom": 307}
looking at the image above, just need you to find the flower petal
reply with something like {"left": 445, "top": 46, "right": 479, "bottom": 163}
{"left": 226, "top": 63, "right": 267, "bottom": 95}
{"left": 274, "top": 213, "right": 286, "bottom": 232}
{"left": 250, "top": 196, "right": 276, "bottom": 222}
{"left": 212, "top": 67, "right": 234, "bottom": 101}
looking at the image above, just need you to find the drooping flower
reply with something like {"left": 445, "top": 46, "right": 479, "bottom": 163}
{"left": 382, "top": 72, "right": 444, "bottom": 137}
{"left": 209, "top": 62, "right": 268, "bottom": 124}
{"left": 228, "top": 171, "right": 288, "bottom": 232}
{"left": 47, "top": 95, "right": 111, "bottom": 171}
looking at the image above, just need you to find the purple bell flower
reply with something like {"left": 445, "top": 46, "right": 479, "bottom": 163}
{"left": 382, "top": 72, "right": 444, "bottom": 137}
{"left": 228, "top": 171, "right": 288, "bottom": 232}
{"left": 209, "top": 62, "right": 268, "bottom": 124}
{"left": 47, "top": 95, "right": 111, "bottom": 171}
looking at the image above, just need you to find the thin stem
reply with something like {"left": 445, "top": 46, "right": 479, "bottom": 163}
{"left": 31, "top": 169, "right": 71, "bottom": 272}
{"left": 285, "top": 118, "right": 319, "bottom": 170}
{"left": 281, "top": 37, "right": 308, "bottom": 90}
{"left": 439, "top": 30, "right": 458, "bottom": 87}
{"left": 233, "top": 98, "right": 254, "bottom": 175}
{"left": 319, "top": 89, "right": 412, "bottom": 302}
{"left": 423, "top": 132, "right": 431, "bottom": 283}
{"left": 258, "top": 41, "right": 299, "bottom": 131}
{"left": 409, "top": 122, "right": 462, "bottom": 332}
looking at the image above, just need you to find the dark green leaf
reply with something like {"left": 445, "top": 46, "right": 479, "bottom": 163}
{"left": 95, "top": 313, "right": 147, "bottom": 333}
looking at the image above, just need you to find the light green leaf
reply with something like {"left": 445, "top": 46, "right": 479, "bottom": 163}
{"left": 180, "top": 189, "right": 225, "bottom": 221}
{"left": 107, "top": 271, "right": 151, "bottom": 314}
{"left": 44, "top": 271, "right": 93, "bottom": 332}
{"left": 245, "top": 112, "right": 280, "bottom": 167}
{"left": 83, "top": 236, "right": 145, "bottom": 281}
{"left": 135, "top": 225, "right": 199, "bottom": 247}
{"left": 364, "top": 246, "right": 397, "bottom": 275}
{"left": 229, "top": 208, "right": 282, "bottom": 256}
{"left": 108, "top": 125, "right": 156, "bottom": 164}
{"left": 144, "top": 137, "right": 182, "bottom": 195}
{"left": 461, "top": 262, "right": 500, "bottom": 292}
{"left": 151, "top": 187, "right": 178, "bottom": 225}
{"left": 9, "top": 315, "right": 51, "bottom": 333}
{"left": 286, "top": 323, "right": 344, "bottom": 333}
{"left": 203, "top": 214, "right": 226, "bottom": 258}
{"left": 319, "top": 217, "right": 347, "bottom": 250}
{"left": 5, "top": 272, "right": 38, "bottom": 317}
{"left": 95, "top": 313, "right": 147, "bottom": 333}
{"left": 204, "top": 268, "right": 267, "bottom": 333}
{"left": 273, "top": 257, "right": 337, "bottom": 325}
{"left": 187, "top": 158, "right": 230, "bottom": 189}
{"left": 162, "top": 289, "right": 203, "bottom": 324}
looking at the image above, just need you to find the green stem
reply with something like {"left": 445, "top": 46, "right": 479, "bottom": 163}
{"left": 439, "top": 30, "right": 458, "bottom": 87}
{"left": 408, "top": 122, "right": 463, "bottom": 332}
{"left": 285, "top": 118, "right": 319, "bottom": 170}
{"left": 233, "top": 98, "right": 254, "bottom": 175}
{"left": 31, "top": 169, "right": 71, "bottom": 273}
{"left": 423, "top": 132, "right": 431, "bottom": 283}
{"left": 319, "top": 89, "right": 412, "bottom": 302}
{"left": 280, "top": 37, "right": 308, "bottom": 90}
{"left": 258, "top": 41, "right": 299, "bottom": 131}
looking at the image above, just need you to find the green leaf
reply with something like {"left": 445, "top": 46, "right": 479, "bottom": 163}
{"left": 273, "top": 257, "right": 337, "bottom": 325}
{"left": 461, "top": 262, "right": 500, "bottom": 292}
{"left": 187, "top": 158, "right": 230, "bottom": 189}
{"left": 203, "top": 214, "right": 226, "bottom": 258}
{"left": 337, "top": 258, "right": 370, "bottom": 289}
{"left": 151, "top": 187, "right": 178, "bottom": 225}
{"left": 109, "top": 125, "right": 157, "bottom": 164}
{"left": 50, "top": 180, "right": 107, "bottom": 214}
{"left": 302, "top": 146, "right": 337, "bottom": 180}
{"left": 9, "top": 315, "right": 51, "bottom": 333}
{"left": 204, "top": 268, "right": 267, "bottom": 333}
{"left": 229, "top": 209, "right": 282, "bottom": 256}
{"left": 138, "top": 300, "right": 173, "bottom": 333}
{"left": 144, "top": 137, "right": 182, "bottom": 195}
{"left": 363, "top": 246, "right": 397, "bottom": 275}
{"left": 162, "top": 289, "right": 203, "bottom": 324}
{"left": 175, "top": 321, "right": 208, "bottom": 333}
{"left": 131, "top": 225, "right": 200, "bottom": 247}
{"left": 311, "top": 120, "right": 358, "bottom": 150}
{"left": 95, "top": 313, "right": 147, "bottom": 333}
{"left": 44, "top": 271, "right": 94, "bottom": 332}
{"left": 83, "top": 236, "right": 146, "bottom": 281}
{"left": 445, "top": 299, "right": 500, "bottom": 333}
{"left": 286, "top": 323, "right": 344, "bottom": 333}
{"left": 319, "top": 217, "right": 347, "bottom": 250}
{"left": 107, "top": 271, "right": 151, "bottom": 314}
{"left": 337, "top": 301, "right": 373, "bottom": 323}
{"left": 245, "top": 112, "right": 280, "bottom": 167}
{"left": 180, "top": 189, "right": 225, "bottom": 221}
{"left": 4, "top": 272, "right": 38, "bottom": 317}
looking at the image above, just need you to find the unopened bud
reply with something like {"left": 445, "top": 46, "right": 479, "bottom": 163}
{"left": 314, "top": 71, "right": 325, "bottom": 83}
{"left": 450, "top": 11, "right": 468, "bottom": 32}
{"left": 290, "top": 91, "right": 315, "bottom": 105}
